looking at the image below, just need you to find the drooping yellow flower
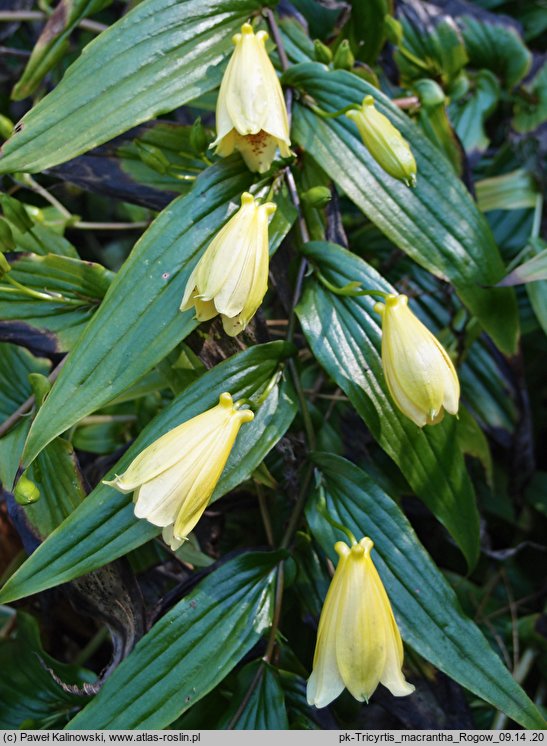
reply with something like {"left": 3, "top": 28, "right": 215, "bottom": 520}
{"left": 374, "top": 294, "right": 460, "bottom": 427}
{"left": 307, "top": 537, "right": 414, "bottom": 708}
{"left": 212, "top": 22, "right": 291, "bottom": 173}
{"left": 104, "top": 393, "right": 253, "bottom": 545}
{"left": 346, "top": 96, "right": 417, "bottom": 187}
{"left": 180, "top": 192, "right": 276, "bottom": 336}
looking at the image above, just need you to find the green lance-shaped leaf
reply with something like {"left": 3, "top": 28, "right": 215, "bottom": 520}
{"left": 458, "top": 14, "right": 532, "bottom": 89}
{"left": 0, "top": 612, "right": 92, "bottom": 729}
{"left": 11, "top": 0, "right": 113, "bottom": 101}
{"left": 283, "top": 62, "right": 519, "bottom": 356}
{"left": 0, "top": 342, "right": 296, "bottom": 602}
{"left": 296, "top": 241, "right": 480, "bottom": 567}
{"left": 308, "top": 453, "right": 545, "bottom": 730}
{"left": 66, "top": 551, "right": 282, "bottom": 729}
{"left": 21, "top": 159, "right": 253, "bottom": 467}
{"left": 0, "top": 343, "right": 50, "bottom": 421}
{"left": 0, "top": 0, "right": 270, "bottom": 174}
{"left": 0, "top": 253, "right": 113, "bottom": 354}
{"left": 217, "top": 660, "right": 289, "bottom": 729}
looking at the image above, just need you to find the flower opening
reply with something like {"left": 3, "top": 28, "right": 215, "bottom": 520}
{"left": 211, "top": 22, "right": 291, "bottom": 173}
{"left": 180, "top": 192, "right": 276, "bottom": 336}
{"left": 307, "top": 536, "right": 414, "bottom": 708}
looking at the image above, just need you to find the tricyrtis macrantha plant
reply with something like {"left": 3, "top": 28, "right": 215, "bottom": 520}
{"left": 374, "top": 294, "right": 460, "bottom": 427}
{"left": 105, "top": 393, "right": 253, "bottom": 548}
{"left": 211, "top": 22, "right": 291, "bottom": 173}
{"left": 180, "top": 192, "right": 276, "bottom": 336}
{"left": 307, "top": 537, "right": 414, "bottom": 708}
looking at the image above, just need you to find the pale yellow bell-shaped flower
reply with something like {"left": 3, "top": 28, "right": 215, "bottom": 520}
{"left": 180, "top": 192, "right": 276, "bottom": 336}
{"left": 104, "top": 393, "right": 254, "bottom": 545}
{"left": 346, "top": 96, "right": 417, "bottom": 187}
{"left": 307, "top": 537, "right": 414, "bottom": 708}
{"left": 374, "top": 294, "right": 460, "bottom": 427}
{"left": 211, "top": 22, "right": 291, "bottom": 173}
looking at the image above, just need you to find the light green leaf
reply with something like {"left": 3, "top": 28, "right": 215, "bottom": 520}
{"left": 308, "top": 453, "right": 545, "bottom": 729}
{"left": 66, "top": 551, "right": 281, "bottom": 728}
{"left": 499, "top": 248, "right": 547, "bottom": 286}
{"left": 217, "top": 660, "right": 289, "bottom": 729}
{"left": 449, "top": 69, "right": 500, "bottom": 152}
{"left": 0, "top": 342, "right": 296, "bottom": 602}
{"left": 283, "top": 62, "right": 519, "bottom": 356}
{"left": 296, "top": 241, "right": 480, "bottom": 567}
{"left": 0, "top": 0, "right": 269, "bottom": 174}
{"left": 513, "top": 62, "right": 547, "bottom": 134}
{"left": 0, "top": 253, "right": 113, "bottom": 354}
{"left": 395, "top": 2, "right": 468, "bottom": 86}
{"left": 22, "top": 438, "right": 86, "bottom": 539}
{"left": 11, "top": 0, "right": 112, "bottom": 101}
{"left": 21, "top": 159, "right": 253, "bottom": 467}
{"left": 475, "top": 169, "right": 538, "bottom": 213}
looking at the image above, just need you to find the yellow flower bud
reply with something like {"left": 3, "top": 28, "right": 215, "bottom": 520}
{"left": 104, "top": 393, "right": 254, "bottom": 546}
{"left": 180, "top": 192, "right": 276, "bottom": 337}
{"left": 211, "top": 23, "right": 292, "bottom": 173}
{"left": 307, "top": 537, "right": 414, "bottom": 707}
{"left": 346, "top": 96, "right": 417, "bottom": 187}
{"left": 374, "top": 294, "right": 460, "bottom": 427}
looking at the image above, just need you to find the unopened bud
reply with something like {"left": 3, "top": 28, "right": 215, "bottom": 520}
{"left": 333, "top": 40, "right": 354, "bottom": 70}
{"left": 135, "top": 141, "right": 170, "bottom": 174}
{"left": 346, "top": 96, "right": 417, "bottom": 187}
{"left": 14, "top": 474, "right": 41, "bottom": 505}
{"left": 0, "top": 218, "right": 15, "bottom": 252}
{"left": 189, "top": 117, "right": 209, "bottom": 154}
{"left": 313, "top": 39, "right": 333, "bottom": 64}
{"left": 414, "top": 79, "right": 445, "bottom": 109}
{"left": 301, "top": 186, "right": 332, "bottom": 209}
{"left": 0, "top": 194, "right": 33, "bottom": 233}
{"left": 0, "top": 251, "right": 11, "bottom": 278}
{"left": 384, "top": 16, "right": 403, "bottom": 45}
{"left": 0, "top": 115, "right": 13, "bottom": 140}
{"left": 28, "top": 373, "right": 51, "bottom": 408}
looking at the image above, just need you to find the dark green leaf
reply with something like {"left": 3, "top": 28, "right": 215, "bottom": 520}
{"left": 0, "top": 342, "right": 50, "bottom": 419}
{"left": 0, "top": 342, "right": 295, "bottom": 602}
{"left": 308, "top": 453, "right": 545, "bottom": 729}
{"left": 50, "top": 121, "right": 208, "bottom": 211}
{"left": 458, "top": 14, "right": 532, "bottom": 88}
{"left": 296, "top": 241, "right": 480, "bottom": 567}
{"left": 217, "top": 660, "right": 289, "bottom": 729}
{"left": 66, "top": 551, "right": 281, "bottom": 728}
{"left": 0, "top": 612, "right": 92, "bottom": 728}
{"left": 0, "top": 253, "right": 113, "bottom": 354}
{"left": 283, "top": 62, "right": 519, "bottom": 355}
{"left": 0, "top": 0, "right": 269, "bottom": 174}
{"left": 347, "top": 0, "right": 390, "bottom": 64}
{"left": 21, "top": 159, "right": 253, "bottom": 466}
